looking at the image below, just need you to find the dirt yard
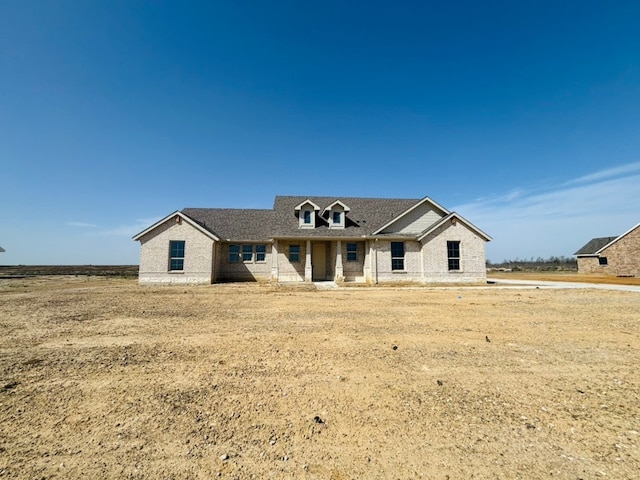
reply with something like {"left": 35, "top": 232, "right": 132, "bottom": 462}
{"left": 1, "top": 276, "right": 638, "bottom": 479}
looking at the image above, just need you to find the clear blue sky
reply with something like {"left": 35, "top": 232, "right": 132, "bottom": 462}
{"left": 1, "top": 1, "right": 639, "bottom": 264}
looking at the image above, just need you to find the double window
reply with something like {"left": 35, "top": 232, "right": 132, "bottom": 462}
{"left": 169, "top": 240, "right": 185, "bottom": 271}
{"left": 229, "top": 244, "right": 267, "bottom": 263}
{"left": 447, "top": 241, "right": 460, "bottom": 270}
{"left": 346, "top": 242, "right": 358, "bottom": 262}
{"left": 391, "top": 242, "right": 405, "bottom": 271}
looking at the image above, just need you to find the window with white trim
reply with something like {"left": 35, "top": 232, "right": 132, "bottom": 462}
{"left": 229, "top": 244, "right": 267, "bottom": 263}
{"left": 391, "top": 242, "right": 405, "bottom": 271}
{"left": 346, "top": 242, "right": 357, "bottom": 262}
{"left": 289, "top": 244, "right": 300, "bottom": 262}
{"left": 447, "top": 241, "right": 460, "bottom": 270}
{"left": 169, "top": 240, "right": 185, "bottom": 271}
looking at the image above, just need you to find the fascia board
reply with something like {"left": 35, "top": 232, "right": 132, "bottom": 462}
{"left": 417, "top": 212, "right": 492, "bottom": 242}
{"left": 595, "top": 222, "right": 640, "bottom": 254}
{"left": 132, "top": 211, "right": 220, "bottom": 242}
{"left": 294, "top": 199, "right": 321, "bottom": 211}
{"left": 321, "top": 200, "right": 351, "bottom": 215}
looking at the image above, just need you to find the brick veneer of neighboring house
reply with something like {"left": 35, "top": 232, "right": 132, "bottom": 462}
{"left": 574, "top": 223, "right": 640, "bottom": 277}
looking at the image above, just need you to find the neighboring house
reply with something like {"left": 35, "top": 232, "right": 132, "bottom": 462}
{"left": 574, "top": 222, "right": 640, "bottom": 276}
{"left": 133, "top": 195, "right": 492, "bottom": 285}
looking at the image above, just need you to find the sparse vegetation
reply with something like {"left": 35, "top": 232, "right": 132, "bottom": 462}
{"left": 487, "top": 256, "right": 577, "bottom": 272}
{"left": 0, "top": 265, "right": 138, "bottom": 278}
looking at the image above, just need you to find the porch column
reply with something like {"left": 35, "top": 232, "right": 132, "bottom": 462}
{"left": 304, "top": 239, "right": 312, "bottom": 282}
{"left": 419, "top": 241, "right": 425, "bottom": 283}
{"left": 363, "top": 240, "right": 371, "bottom": 283}
{"left": 271, "top": 240, "right": 279, "bottom": 282}
{"left": 371, "top": 239, "right": 378, "bottom": 284}
{"left": 335, "top": 240, "right": 344, "bottom": 282}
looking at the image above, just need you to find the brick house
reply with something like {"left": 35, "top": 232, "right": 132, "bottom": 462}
{"left": 133, "top": 195, "right": 491, "bottom": 285}
{"left": 574, "top": 222, "right": 640, "bottom": 277}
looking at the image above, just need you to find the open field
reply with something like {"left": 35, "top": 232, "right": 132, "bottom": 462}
{"left": 1, "top": 276, "right": 639, "bottom": 479}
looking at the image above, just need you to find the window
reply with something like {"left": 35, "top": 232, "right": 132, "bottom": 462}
{"left": 303, "top": 210, "right": 312, "bottom": 224}
{"left": 391, "top": 242, "right": 405, "bottom": 271}
{"left": 289, "top": 244, "right": 300, "bottom": 262}
{"left": 229, "top": 244, "right": 267, "bottom": 263}
{"left": 333, "top": 211, "right": 341, "bottom": 224}
{"left": 229, "top": 245, "right": 240, "bottom": 263}
{"left": 347, "top": 243, "right": 357, "bottom": 262}
{"left": 169, "top": 240, "right": 185, "bottom": 271}
{"left": 256, "top": 245, "right": 266, "bottom": 262}
{"left": 599, "top": 257, "right": 608, "bottom": 265}
{"left": 447, "top": 241, "right": 460, "bottom": 270}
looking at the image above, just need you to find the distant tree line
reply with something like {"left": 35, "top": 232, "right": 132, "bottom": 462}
{"left": 486, "top": 256, "right": 577, "bottom": 272}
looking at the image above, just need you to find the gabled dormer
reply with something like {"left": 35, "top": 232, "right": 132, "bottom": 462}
{"left": 294, "top": 199, "right": 321, "bottom": 229}
{"left": 322, "top": 200, "right": 350, "bottom": 229}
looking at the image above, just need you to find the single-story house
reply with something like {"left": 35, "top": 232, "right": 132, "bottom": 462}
{"left": 133, "top": 195, "right": 492, "bottom": 285}
{"left": 574, "top": 222, "right": 640, "bottom": 276}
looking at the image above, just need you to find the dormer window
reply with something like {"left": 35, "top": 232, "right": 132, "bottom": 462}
{"left": 295, "top": 199, "right": 321, "bottom": 229}
{"left": 323, "top": 200, "right": 350, "bottom": 229}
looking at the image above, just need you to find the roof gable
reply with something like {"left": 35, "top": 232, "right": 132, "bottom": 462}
{"left": 294, "top": 199, "right": 321, "bottom": 211}
{"left": 132, "top": 211, "right": 221, "bottom": 242}
{"left": 417, "top": 212, "right": 492, "bottom": 242}
{"left": 373, "top": 197, "right": 450, "bottom": 235}
{"left": 596, "top": 222, "right": 640, "bottom": 254}
{"left": 321, "top": 200, "right": 351, "bottom": 215}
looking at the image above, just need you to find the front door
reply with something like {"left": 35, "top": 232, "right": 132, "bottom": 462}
{"left": 312, "top": 242, "right": 326, "bottom": 281}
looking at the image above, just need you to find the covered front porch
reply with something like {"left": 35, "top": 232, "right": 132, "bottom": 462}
{"left": 270, "top": 238, "right": 372, "bottom": 283}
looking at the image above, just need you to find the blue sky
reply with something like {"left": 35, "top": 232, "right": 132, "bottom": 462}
{"left": 1, "top": 1, "right": 639, "bottom": 264}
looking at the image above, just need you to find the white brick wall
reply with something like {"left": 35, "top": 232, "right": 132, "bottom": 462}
{"left": 216, "top": 243, "right": 272, "bottom": 282}
{"left": 275, "top": 240, "right": 306, "bottom": 282}
{"left": 138, "top": 220, "right": 215, "bottom": 284}
{"left": 136, "top": 217, "right": 488, "bottom": 285}
{"left": 420, "top": 221, "right": 487, "bottom": 282}
{"left": 375, "top": 240, "right": 423, "bottom": 283}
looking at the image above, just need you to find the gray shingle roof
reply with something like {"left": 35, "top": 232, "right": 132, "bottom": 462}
{"left": 182, "top": 195, "right": 422, "bottom": 241}
{"left": 271, "top": 195, "right": 421, "bottom": 237}
{"left": 181, "top": 208, "right": 275, "bottom": 241}
{"left": 574, "top": 236, "right": 618, "bottom": 255}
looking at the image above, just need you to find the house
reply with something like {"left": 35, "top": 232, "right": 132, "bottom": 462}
{"left": 574, "top": 222, "right": 640, "bottom": 277}
{"left": 132, "top": 195, "right": 492, "bottom": 285}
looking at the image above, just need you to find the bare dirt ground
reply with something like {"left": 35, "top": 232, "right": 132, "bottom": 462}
{"left": 1, "top": 276, "right": 639, "bottom": 479}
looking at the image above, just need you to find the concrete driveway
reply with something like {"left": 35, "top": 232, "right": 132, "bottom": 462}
{"left": 488, "top": 277, "right": 640, "bottom": 293}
